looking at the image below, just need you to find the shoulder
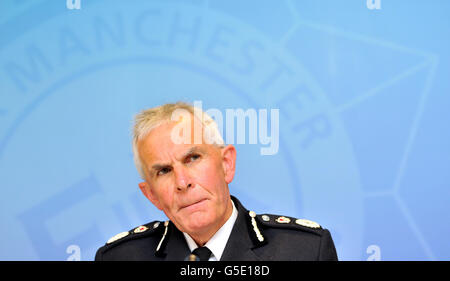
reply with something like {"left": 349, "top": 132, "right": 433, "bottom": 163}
{"left": 250, "top": 212, "right": 338, "bottom": 260}
{"left": 95, "top": 220, "right": 164, "bottom": 261}
{"left": 254, "top": 212, "right": 325, "bottom": 236}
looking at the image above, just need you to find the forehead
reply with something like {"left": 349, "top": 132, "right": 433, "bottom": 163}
{"left": 137, "top": 121, "right": 216, "bottom": 163}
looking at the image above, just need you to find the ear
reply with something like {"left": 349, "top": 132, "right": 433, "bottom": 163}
{"left": 221, "top": 145, "right": 237, "bottom": 184}
{"left": 138, "top": 181, "right": 163, "bottom": 210}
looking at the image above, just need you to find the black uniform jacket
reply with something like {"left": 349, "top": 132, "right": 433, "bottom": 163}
{"left": 95, "top": 196, "right": 338, "bottom": 261}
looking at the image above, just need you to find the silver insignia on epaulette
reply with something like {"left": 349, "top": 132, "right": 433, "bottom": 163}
{"left": 106, "top": 231, "right": 129, "bottom": 244}
{"left": 133, "top": 225, "right": 148, "bottom": 233}
{"left": 276, "top": 216, "right": 291, "bottom": 224}
{"left": 295, "top": 219, "right": 321, "bottom": 229}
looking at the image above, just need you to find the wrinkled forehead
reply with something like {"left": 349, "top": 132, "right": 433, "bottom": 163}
{"left": 137, "top": 119, "right": 217, "bottom": 164}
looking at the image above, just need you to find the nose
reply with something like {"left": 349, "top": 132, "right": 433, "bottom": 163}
{"left": 174, "top": 165, "right": 193, "bottom": 192}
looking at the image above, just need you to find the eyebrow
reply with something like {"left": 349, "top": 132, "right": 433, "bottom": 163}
{"left": 150, "top": 146, "right": 207, "bottom": 171}
{"left": 182, "top": 146, "right": 207, "bottom": 159}
{"left": 151, "top": 163, "right": 171, "bottom": 172}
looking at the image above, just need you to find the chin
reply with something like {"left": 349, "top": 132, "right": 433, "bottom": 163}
{"left": 184, "top": 213, "right": 215, "bottom": 233}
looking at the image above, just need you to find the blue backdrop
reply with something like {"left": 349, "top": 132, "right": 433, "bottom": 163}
{"left": 1, "top": 0, "right": 449, "bottom": 261}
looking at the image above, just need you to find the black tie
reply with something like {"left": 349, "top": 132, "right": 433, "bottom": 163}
{"left": 192, "top": 247, "right": 212, "bottom": 261}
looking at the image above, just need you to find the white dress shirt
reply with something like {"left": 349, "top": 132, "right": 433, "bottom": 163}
{"left": 183, "top": 200, "right": 238, "bottom": 261}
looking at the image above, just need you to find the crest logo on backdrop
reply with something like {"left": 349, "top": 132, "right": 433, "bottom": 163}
{"left": 0, "top": 1, "right": 362, "bottom": 260}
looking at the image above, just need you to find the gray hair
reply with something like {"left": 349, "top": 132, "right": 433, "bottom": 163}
{"left": 132, "top": 101, "right": 225, "bottom": 179}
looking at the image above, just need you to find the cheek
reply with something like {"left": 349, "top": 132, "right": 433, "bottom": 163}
{"left": 194, "top": 161, "right": 226, "bottom": 192}
{"left": 152, "top": 182, "right": 174, "bottom": 208}
{"left": 194, "top": 162, "right": 212, "bottom": 180}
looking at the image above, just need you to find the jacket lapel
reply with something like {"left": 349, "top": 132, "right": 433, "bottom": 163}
{"left": 220, "top": 196, "right": 264, "bottom": 261}
{"left": 162, "top": 222, "right": 192, "bottom": 261}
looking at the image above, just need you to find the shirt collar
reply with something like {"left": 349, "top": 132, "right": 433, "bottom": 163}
{"left": 183, "top": 199, "right": 238, "bottom": 261}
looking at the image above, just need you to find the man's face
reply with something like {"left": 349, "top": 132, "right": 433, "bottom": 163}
{"left": 137, "top": 118, "right": 236, "bottom": 240}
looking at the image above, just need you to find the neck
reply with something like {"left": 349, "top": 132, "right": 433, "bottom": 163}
{"left": 190, "top": 199, "right": 234, "bottom": 246}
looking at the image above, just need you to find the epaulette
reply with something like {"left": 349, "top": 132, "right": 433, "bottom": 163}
{"left": 255, "top": 213, "right": 324, "bottom": 236}
{"left": 101, "top": 220, "right": 164, "bottom": 249}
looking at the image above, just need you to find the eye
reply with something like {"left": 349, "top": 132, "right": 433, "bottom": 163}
{"left": 157, "top": 167, "right": 172, "bottom": 176}
{"left": 186, "top": 153, "right": 201, "bottom": 163}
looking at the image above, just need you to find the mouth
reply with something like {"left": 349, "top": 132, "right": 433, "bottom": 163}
{"left": 179, "top": 198, "right": 207, "bottom": 211}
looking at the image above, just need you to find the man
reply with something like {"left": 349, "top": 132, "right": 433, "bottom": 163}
{"left": 95, "top": 102, "right": 338, "bottom": 261}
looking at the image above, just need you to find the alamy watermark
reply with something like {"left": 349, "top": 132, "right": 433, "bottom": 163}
{"left": 66, "top": 244, "right": 81, "bottom": 261}
{"left": 366, "top": 244, "right": 381, "bottom": 261}
{"left": 366, "top": 0, "right": 381, "bottom": 10}
{"left": 170, "top": 101, "right": 279, "bottom": 156}
{"left": 66, "top": 0, "right": 81, "bottom": 10}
